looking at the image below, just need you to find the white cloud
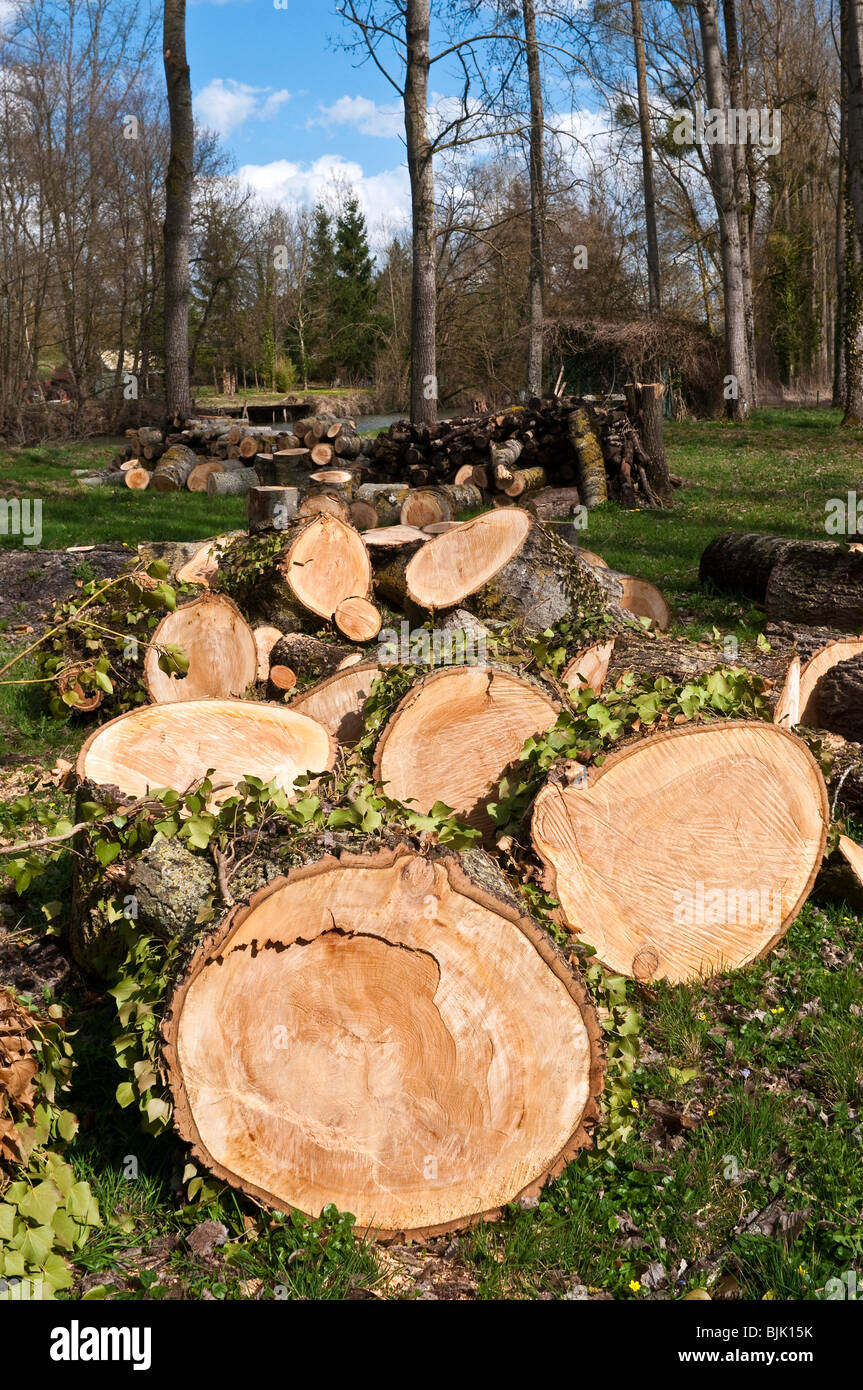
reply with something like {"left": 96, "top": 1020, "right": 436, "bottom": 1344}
{"left": 311, "top": 95, "right": 404, "bottom": 140}
{"left": 194, "top": 78, "right": 291, "bottom": 138}
{"left": 236, "top": 154, "right": 411, "bottom": 245}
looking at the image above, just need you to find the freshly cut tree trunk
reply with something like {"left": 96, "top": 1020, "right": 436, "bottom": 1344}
{"left": 152, "top": 444, "right": 198, "bottom": 492}
{"left": 766, "top": 546, "right": 863, "bottom": 628}
{"left": 400, "top": 483, "right": 482, "bottom": 527}
{"left": 374, "top": 666, "right": 559, "bottom": 837}
{"left": 124, "top": 465, "right": 152, "bottom": 490}
{"left": 217, "top": 515, "right": 371, "bottom": 633}
{"left": 144, "top": 593, "right": 258, "bottom": 703}
{"left": 161, "top": 842, "right": 604, "bottom": 1238}
{"left": 207, "top": 467, "right": 261, "bottom": 497}
{"left": 290, "top": 662, "right": 383, "bottom": 744}
{"left": 568, "top": 409, "right": 607, "bottom": 507}
{"left": 246, "top": 486, "right": 298, "bottom": 533}
{"left": 269, "top": 633, "right": 362, "bottom": 684}
{"left": 792, "top": 635, "right": 863, "bottom": 726}
{"left": 187, "top": 460, "right": 224, "bottom": 492}
{"left": 334, "top": 596, "right": 382, "bottom": 643}
{"left": 76, "top": 698, "right": 335, "bottom": 805}
{"left": 364, "top": 527, "right": 429, "bottom": 608}
{"left": 532, "top": 721, "right": 828, "bottom": 984}
{"left": 404, "top": 508, "right": 614, "bottom": 633}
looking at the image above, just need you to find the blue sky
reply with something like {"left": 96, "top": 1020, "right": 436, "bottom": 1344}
{"left": 188, "top": 0, "right": 421, "bottom": 239}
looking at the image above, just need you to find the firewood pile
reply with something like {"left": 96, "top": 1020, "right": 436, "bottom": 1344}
{"left": 110, "top": 389, "right": 676, "bottom": 523}
{"left": 33, "top": 509, "right": 863, "bottom": 1240}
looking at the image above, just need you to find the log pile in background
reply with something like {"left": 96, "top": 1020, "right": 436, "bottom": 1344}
{"left": 112, "top": 391, "right": 673, "bottom": 521}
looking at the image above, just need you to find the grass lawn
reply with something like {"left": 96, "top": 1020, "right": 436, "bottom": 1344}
{"left": 1, "top": 406, "right": 863, "bottom": 1302}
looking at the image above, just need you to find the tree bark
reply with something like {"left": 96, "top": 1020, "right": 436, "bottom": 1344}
{"left": 162, "top": 1, "right": 194, "bottom": 419}
{"left": 722, "top": 0, "right": 758, "bottom": 406}
{"left": 523, "top": 0, "right": 546, "bottom": 393}
{"left": 405, "top": 0, "right": 437, "bottom": 426}
{"left": 844, "top": 0, "right": 863, "bottom": 422}
{"left": 631, "top": 0, "right": 661, "bottom": 314}
{"left": 696, "top": 0, "right": 752, "bottom": 419}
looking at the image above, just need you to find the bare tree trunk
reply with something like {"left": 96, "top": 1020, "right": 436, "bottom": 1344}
{"left": 835, "top": 40, "right": 848, "bottom": 408}
{"left": 162, "top": 0, "right": 193, "bottom": 418}
{"left": 844, "top": 0, "right": 863, "bottom": 421}
{"left": 631, "top": 0, "right": 661, "bottom": 314}
{"left": 523, "top": 0, "right": 546, "bottom": 394}
{"left": 722, "top": 0, "right": 757, "bottom": 406}
{"left": 696, "top": 0, "right": 752, "bottom": 419}
{"left": 405, "top": 0, "right": 436, "bottom": 426}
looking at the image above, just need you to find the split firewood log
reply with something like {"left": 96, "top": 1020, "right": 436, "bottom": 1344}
{"left": 216, "top": 514, "right": 372, "bottom": 634}
{"left": 151, "top": 444, "right": 199, "bottom": 492}
{"left": 404, "top": 509, "right": 616, "bottom": 634}
{"left": 531, "top": 721, "right": 828, "bottom": 984}
{"left": 373, "top": 666, "right": 560, "bottom": 837}
{"left": 289, "top": 662, "right": 383, "bottom": 744}
{"left": 144, "top": 593, "right": 258, "bottom": 703}
{"left": 76, "top": 698, "right": 335, "bottom": 807}
{"left": 160, "top": 841, "right": 604, "bottom": 1238}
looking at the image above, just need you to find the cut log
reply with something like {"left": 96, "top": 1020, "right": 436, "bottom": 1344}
{"left": 144, "top": 593, "right": 258, "bottom": 703}
{"left": 811, "top": 652, "right": 863, "bottom": 741}
{"left": 297, "top": 492, "right": 350, "bottom": 523}
{"left": 239, "top": 436, "right": 260, "bottom": 459}
{"left": 77, "top": 699, "right": 334, "bottom": 806}
{"left": 207, "top": 467, "right": 261, "bottom": 498}
{"left": 560, "top": 629, "right": 796, "bottom": 714}
{"left": 364, "top": 527, "right": 430, "bottom": 608}
{"left": 253, "top": 625, "right": 283, "bottom": 682}
{"left": 574, "top": 547, "right": 608, "bottom": 569}
{"left": 404, "top": 508, "right": 614, "bottom": 633}
{"left": 187, "top": 461, "right": 224, "bottom": 492}
{"left": 502, "top": 466, "right": 547, "bottom": 500}
{"left": 699, "top": 533, "right": 835, "bottom": 605}
{"left": 568, "top": 408, "right": 607, "bottom": 508}
{"left": 217, "top": 515, "right": 371, "bottom": 633}
{"left": 489, "top": 439, "right": 523, "bottom": 488}
{"left": 766, "top": 546, "right": 863, "bottom": 629}
{"left": 175, "top": 535, "right": 236, "bottom": 588}
{"left": 531, "top": 721, "right": 828, "bottom": 984}
{"left": 161, "top": 842, "right": 604, "bottom": 1238}
{"left": 374, "top": 666, "right": 559, "bottom": 837}
{"left": 333, "top": 433, "right": 362, "bottom": 460}
{"left": 269, "top": 633, "right": 361, "bottom": 684}
{"left": 267, "top": 665, "right": 298, "bottom": 700}
{"left": 124, "top": 465, "right": 151, "bottom": 491}
{"left": 526, "top": 487, "right": 582, "bottom": 524}
{"left": 355, "top": 483, "right": 410, "bottom": 527}
{"left": 290, "top": 662, "right": 383, "bottom": 744}
{"left": 246, "top": 486, "right": 298, "bottom": 534}
{"left": 349, "top": 501, "right": 378, "bottom": 530}
{"left": 309, "top": 469, "right": 355, "bottom": 490}
{"left": 400, "top": 483, "right": 482, "bottom": 528}
{"left": 334, "top": 596, "right": 382, "bottom": 643}
{"left": 616, "top": 575, "right": 671, "bottom": 630}
{"left": 151, "top": 444, "right": 199, "bottom": 493}
{"left": 309, "top": 442, "right": 335, "bottom": 467}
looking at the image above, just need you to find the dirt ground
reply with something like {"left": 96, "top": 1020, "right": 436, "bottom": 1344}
{"left": 0, "top": 544, "right": 131, "bottom": 634}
